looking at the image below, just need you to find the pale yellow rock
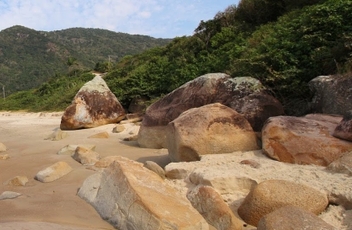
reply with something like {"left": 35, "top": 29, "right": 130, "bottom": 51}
{"left": 35, "top": 161, "right": 73, "bottom": 183}
{"left": 78, "top": 156, "right": 209, "bottom": 230}
{"left": 112, "top": 124, "right": 125, "bottom": 133}
{"left": 57, "top": 144, "right": 96, "bottom": 156}
{"left": 6, "top": 176, "right": 28, "bottom": 186}
{"left": 72, "top": 147, "right": 100, "bottom": 165}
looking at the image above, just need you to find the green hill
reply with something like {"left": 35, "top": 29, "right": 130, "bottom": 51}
{"left": 0, "top": 25, "right": 171, "bottom": 95}
{"left": 1, "top": 0, "right": 351, "bottom": 115}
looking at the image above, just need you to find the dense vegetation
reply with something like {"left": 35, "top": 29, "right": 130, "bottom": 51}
{"left": 0, "top": 26, "right": 171, "bottom": 94}
{"left": 1, "top": 0, "right": 351, "bottom": 115}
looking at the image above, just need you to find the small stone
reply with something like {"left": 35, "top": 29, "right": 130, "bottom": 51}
{"left": 0, "top": 154, "right": 9, "bottom": 160}
{"left": 72, "top": 147, "right": 100, "bottom": 165}
{"left": 57, "top": 144, "right": 96, "bottom": 156}
{"left": 112, "top": 124, "right": 125, "bottom": 133}
{"left": 6, "top": 176, "right": 28, "bottom": 186}
{"left": 45, "top": 129, "right": 69, "bottom": 141}
{"left": 123, "top": 135, "right": 138, "bottom": 141}
{"left": 0, "top": 191, "right": 21, "bottom": 200}
{"left": 35, "top": 161, "right": 73, "bottom": 183}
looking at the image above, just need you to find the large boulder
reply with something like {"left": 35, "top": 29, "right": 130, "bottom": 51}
{"left": 309, "top": 74, "right": 352, "bottom": 115}
{"left": 167, "top": 103, "right": 260, "bottom": 162}
{"left": 60, "top": 75, "right": 125, "bottom": 130}
{"left": 257, "top": 205, "right": 336, "bottom": 230}
{"left": 333, "top": 110, "right": 352, "bottom": 141}
{"left": 78, "top": 156, "right": 208, "bottom": 230}
{"left": 237, "top": 180, "right": 329, "bottom": 227}
{"left": 262, "top": 114, "right": 352, "bottom": 166}
{"left": 138, "top": 73, "right": 284, "bottom": 148}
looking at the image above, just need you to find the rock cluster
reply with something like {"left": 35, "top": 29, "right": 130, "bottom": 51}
{"left": 1, "top": 73, "right": 351, "bottom": 229}
{"left": 138, "top": 73, "right": 284, "bottom": 148}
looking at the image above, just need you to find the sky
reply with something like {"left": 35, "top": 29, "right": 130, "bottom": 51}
{"left": 0, "top": 0, "right": 239, "bottom": 38}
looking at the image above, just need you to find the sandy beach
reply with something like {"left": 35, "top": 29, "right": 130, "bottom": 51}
{"left": 0, "top": 112, "right": 170, "bottom": 229}
{"left": 1, "top": 112, "right": 351, "bottom": 230}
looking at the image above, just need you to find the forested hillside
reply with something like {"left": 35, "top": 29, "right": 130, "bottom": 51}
{"left": 1, "top": 0, "right": 351, "bottom": 115}
{"left": 0, "top": 26, "right": 171, "bottom": 94}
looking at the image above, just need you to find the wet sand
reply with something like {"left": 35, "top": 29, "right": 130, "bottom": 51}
{"left": 0, "top": 112, "right": 170, "bottom": 229}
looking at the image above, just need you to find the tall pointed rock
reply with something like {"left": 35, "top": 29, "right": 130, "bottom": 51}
{"left": 60, "top": 75, "right": 125, "bottom": 130}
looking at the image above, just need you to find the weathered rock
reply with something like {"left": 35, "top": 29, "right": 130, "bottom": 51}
{"left": 262, "top": 114, "right": 352, "bottom": 166}
{"left": 72, "top": 146, "right": 100, "bottom": 165}
{"left": 327, "top": 151, "right": 352, "bottom": 176}
{"left": 78, "top": 156, "right": 208, "bottom": 230}
{"left": 35, "top": 161, "right": 73, "bottom": 183}
{"left": 143, "top": 161, "right": 166, "bottom": 179}
{"left": 333, "top": 110, "right": 352, "bottom": 142}
{"left": 167, "top": 103, "right": 260, "bottom": 162}
{"left": 60, "top": 75, "right": 125, "bottom": 130}
{"left": 88, "top": 131, "right": 109, "bottom": 139}
{"left": 187, "top": 185, "right": 244, "bottom": 230}
{"left": 6, "top": 176, "right": 28, "bottom": 186}
{"left": 309, "top": 74, "right": 352, "bottom": 115}
{"left": 0, "top": 142, "right": 6, "bottom": 152}
{"left": 57, "top": 144, "right": 96, "bottom": 156}
{"left": 257, "top": 205, "right": 336, "bottom": 230}
{"left": 238, "top": 180, "right": 329, "bottom": 227}
{"left": 44, "top": 129, "right": 68, "bottom": 141}
{"left": 138, "top": 73, "right": 284, "bottom": 148}
{"left": 0, "top": 191, "right": 21, "bottom": 200}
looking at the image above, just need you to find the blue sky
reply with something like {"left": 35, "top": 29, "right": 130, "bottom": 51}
{"left": 0, "top": 0, "right": 239, "bottom": 38}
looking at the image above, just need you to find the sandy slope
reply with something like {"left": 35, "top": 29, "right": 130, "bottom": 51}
{"left": 0, "top": 112, "right": 170, "bottom": 229}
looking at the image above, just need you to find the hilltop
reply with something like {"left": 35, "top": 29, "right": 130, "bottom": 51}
{"left": 0, "top": 25, "right": 171, "bottom": 95}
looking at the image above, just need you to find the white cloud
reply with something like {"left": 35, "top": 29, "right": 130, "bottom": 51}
{"left": 0, "top": 0, "right": 238, "bottom": 38}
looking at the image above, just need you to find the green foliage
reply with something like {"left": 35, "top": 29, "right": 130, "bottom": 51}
{"left": 1, "top": 0, "right": 351, "bottom": 116}
{"left": 0, "top": 26, "right": 171, "bottom": 95}
{"left": 0, "top": 71, "right": 94, "bottom": 111}
{"left": 231, "top": 0, "right": 352, "bottom": 114}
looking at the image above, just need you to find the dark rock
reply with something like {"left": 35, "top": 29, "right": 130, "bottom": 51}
{"left": 333, "top": 110, "right": 352, "bottom": 141}
{"left": 138, "top": 73, "right": 284, "bottom": 148}
{"left": 309, "top": 74, "right": 352, "bottom": 115}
